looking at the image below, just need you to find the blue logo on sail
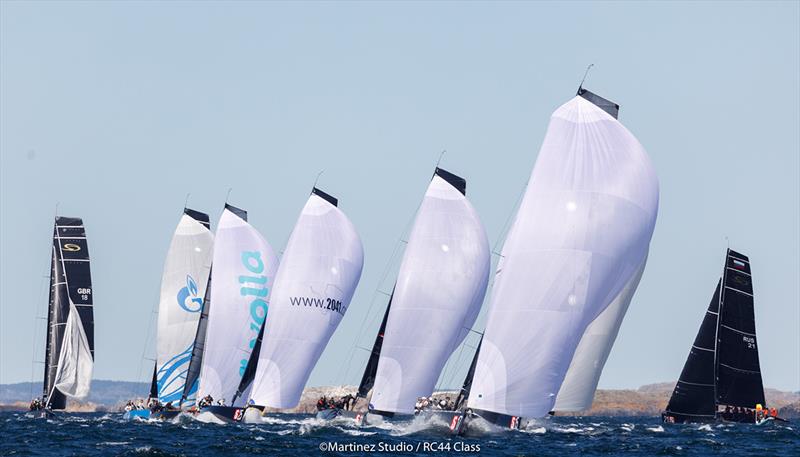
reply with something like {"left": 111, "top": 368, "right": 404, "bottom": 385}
{"left": 177, "top": 275, "right": 203, "bottom": 313}
{"left": 157, "top": 344, "right": 196, "bottom": 404}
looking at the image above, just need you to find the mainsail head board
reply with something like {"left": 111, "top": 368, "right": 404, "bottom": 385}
{"left": 369, "top": 167, "right": 490, "bottom": 414}
{"left": 155, "top": 208, "right": 214, "bottom": 404}
{"left": 198, "top": 204, "right": 279, "bottom": 407}
{"left": 249, "top": 189, "right": 364, "bottom": 408}
{"left": 44, "top": 217, "right": 94, "bottom": 409}
{"left": 468, "top": 90, "right": 659, "bottom": 418}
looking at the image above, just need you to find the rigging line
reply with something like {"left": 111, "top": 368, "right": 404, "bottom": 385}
{"left": 578, "top": 63, "right": 594, "bottom": 92}
{"left": 184, "top": 193, "right": 191, "bottom": 211}
{"left": 436, "top": 150, "right": 446, "bottom": 168}
{"left": 225, "top": 188, "right": 233, "bottom": 204}
{"left": 335, "top": 192, "right": 422, "bottom": 385}
{"left": 30, "top": 250, "right": 52, "bottom": 400}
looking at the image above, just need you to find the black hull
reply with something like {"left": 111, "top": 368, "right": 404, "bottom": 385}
{"left": 662, "top": 411, "right": 777, "bottom": 424}
{"left": 198, "top": 405, "right": 246, "bottom": 423}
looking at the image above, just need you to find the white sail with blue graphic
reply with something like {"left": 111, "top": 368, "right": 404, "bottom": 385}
{"left": 197, "top": 204, "right": 279, "bottom": 407}
{"left": 155, "top": 209, "right": 214, "bottom": 405}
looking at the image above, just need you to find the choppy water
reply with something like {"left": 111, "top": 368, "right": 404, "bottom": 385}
{"left": 0, "top": 412, "right": 797, "bottom": 456}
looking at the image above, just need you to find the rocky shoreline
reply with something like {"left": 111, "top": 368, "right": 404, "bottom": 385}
{"left": 2, "top": 382, "right": 798, "bottom": 418}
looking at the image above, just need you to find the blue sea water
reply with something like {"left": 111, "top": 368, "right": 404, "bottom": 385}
{"left": 0, "top": 412, "right": 797, "bottom": 457}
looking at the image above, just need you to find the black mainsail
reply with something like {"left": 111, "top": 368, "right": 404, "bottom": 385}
{"left": 664, "top": 249, "right": 766, "bottom": 423}
{"left": 43, "top": 217, "right": 94, "bottom": 409}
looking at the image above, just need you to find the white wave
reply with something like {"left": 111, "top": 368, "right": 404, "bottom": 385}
{"left": 340, "top": 427, "right": 377, "bottom": 436}
{"left": 98, "top": 442, "right": 131, "bottom": 446}
{"left": 646, "top": 425, "right": 664, "bottom": 433}
{"left": 524, "top": 426, "right": 547, "bottom": 434}
{"left": 697, "top": 424, "right": 713, "bottom": 431}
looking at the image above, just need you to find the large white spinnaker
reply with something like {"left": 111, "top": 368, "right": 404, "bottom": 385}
{"left": 468, "top": 89, "right": 659, "bottom": 419}
{"left": 155, "top": 209, "right": 214, "bottom": 404}
{"left": 250, "top": 188, "right": 363, "bottom": 408}
{"left": 553, "top": 255, "right": 647, "bottom": 412}
{"left": 370, "top": 168, "right": 490, "bottom": 414}
{"left": 198, "top": 204, "right": 279, "bottom": 407}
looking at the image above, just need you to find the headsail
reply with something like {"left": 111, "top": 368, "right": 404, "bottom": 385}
{"left": 43, "top": 217, "right": 94, "bottom": 409}
{"left": 155, "top": 209, "right": 213, "bottom": 404}
{"left": 369, "top": 168, "right": 490, "bottom": 414}
{"left": 664, "top": 281, "right": 721, "bottom": 419}
{"left": 250, "top": 189, "right": 363, "bottom": 408}
{"left": 197, "top": 204, "right": 279, "bottom": 406}
{"left": 554, "top": 256, "right": 647, "bottom": 412}
{"left": 468, "top": 90, "right": 659, "bottom": 418}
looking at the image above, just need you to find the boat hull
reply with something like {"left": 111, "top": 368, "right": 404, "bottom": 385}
{"left": 662, "top": 411, "right": 781, "bottom": 424}
{"left": 123, "top": 410, "right": 152, "bottom": 420}
{"left": 195, "top": 406, "right": 246, "bottom": 424}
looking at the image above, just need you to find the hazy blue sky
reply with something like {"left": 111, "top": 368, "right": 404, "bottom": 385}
{"left": 1, "top": 1, "right": 798, "bottom": 393}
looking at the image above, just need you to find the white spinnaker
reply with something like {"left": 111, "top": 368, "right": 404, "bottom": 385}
{"left": 52, "top": 302, "right": 93, "bottom": 400}
{"left": 370, "top": 174, "right": 490, "bottom": 414}
{"left": 468, "top": 95, "right": 659, "bottom": 418}
{"left": 250, "top": 194, "right": 363, "bottom": 408}
{"left": 156, "top": 213, "right": 214, "bottom": 404}
{"left": 553, "top": 256, "right": 647, "bottom": 412}
{"left": 198, "top": 207, "right": 279, "bottom": 406}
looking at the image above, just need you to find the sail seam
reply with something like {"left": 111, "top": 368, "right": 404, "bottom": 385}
{"left": 724, "top": 286, "right": 753, "bottom": 297}
{"left": 718, "top": 362, "right": 760, "bottom": 374}
{"left": 727, "top": 254, "right": 749, "bottom": 264}
{"left": 720, "top": 324, "right": 756, "bottom": 336}
{"left": 691, "top": 345, "right": 714, "bottom": 352}
{"left": 726, "top": 267, "right": 751, "bottom": 276}
{"left": 677, "top": 380, "right": 714, "bottom": 387}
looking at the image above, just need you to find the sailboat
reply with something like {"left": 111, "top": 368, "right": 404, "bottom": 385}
{"left": 124, "top": 208, "right": 213, "bottom": 420}
{"left": 446, "top": 87, "right": 659, "bottom": 434}
{"left": 320, "top": 167, "right": 490, "bottom": 424}
{"left": 191, "top": 203, "right": 279, "bottom": 424}
{"left": 32, "top": 217, "right": 95, "bottom": 417}
{"left": 237, "top": 187, "right": 364, "bottom": 423}
{"left": 662, "top": 249, "right": 774, "bottom": 424}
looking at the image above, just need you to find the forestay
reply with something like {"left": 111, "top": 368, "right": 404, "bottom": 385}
{"left": 370, "top": 168, "right": 490, "bottom": 414}
{"left": 469, "top": 92, "right": 659, "bottom": 418}
{"left": 250, "top": 189, "right": 363, "bottom": 408}
{"left": 156, "top": 209, "right": 214, "bottom": 404}
{"left": 198, "top": 204, "right": 279, "bottom": 407}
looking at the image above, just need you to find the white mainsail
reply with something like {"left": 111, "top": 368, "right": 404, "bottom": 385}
{"left": 553, "top": 256, "right": 647, "bottom": 412}
{"left": 370, "top": 169, "right": 491, "bottom": 414}
{"left": 155, "top": 210, "right": 214, "bottom": 404}
{"left": 52, "top": 302, "right": 93, "bottom": 400}
{"left": 468, "top": 92, "right": 659, "bottom": 418}
{"left": 198, "top": 205, "right": 279, "bottom": 406}
{"left": 250, "top": 189, "right": 363, "bottom": 408}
